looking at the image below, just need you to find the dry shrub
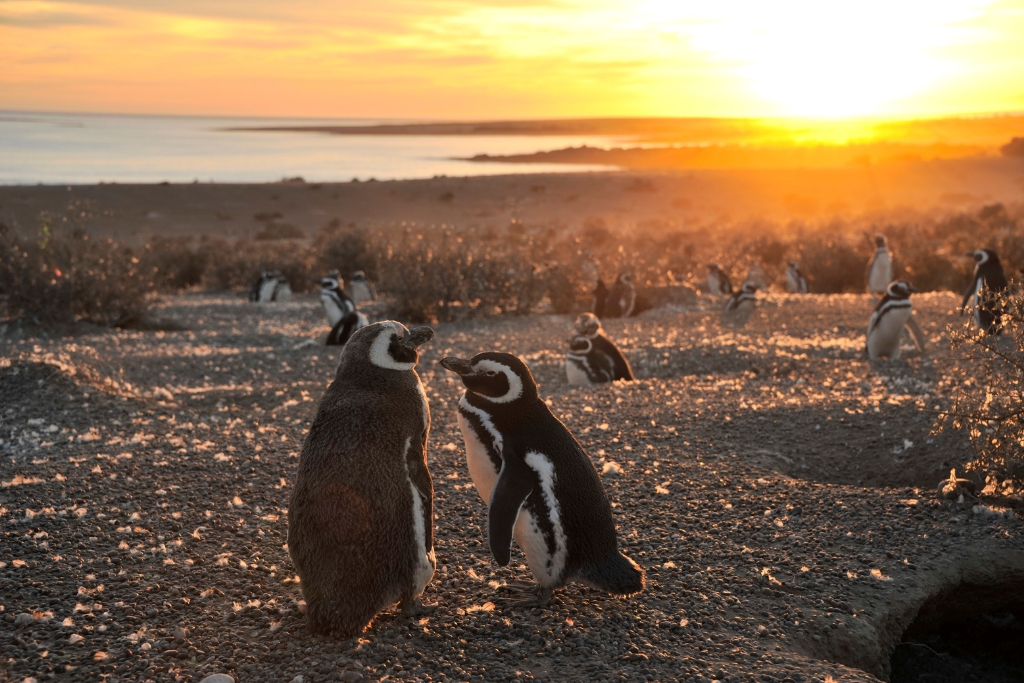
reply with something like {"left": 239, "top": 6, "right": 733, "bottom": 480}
{"left": 0, "top": 229, "right": 154, "bottom": 327}
{"left": 798, "top": 237, "right": 865, "bottom": 293}
{"left": 312, "top": 220, "right": 379, "bottom": 279}
{"left": 942, "top": 288, "right": 1024, "bottom": 487}
{"left": 141, "top": 236, "right": 209, "bottom": 290}
{"left": 199, "top": 239, "right": 316, "bottom": 293}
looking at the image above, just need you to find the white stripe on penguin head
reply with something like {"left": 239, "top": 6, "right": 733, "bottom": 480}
{"left": 472, "top": 359, "right": 523, "bottom": 404}
{"left": 369, "top": 321, "right": 415, "bottom": 371}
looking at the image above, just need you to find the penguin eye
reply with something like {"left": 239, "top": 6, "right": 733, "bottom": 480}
{"left": 485, "top": 371, "right": 498, "bottom": 377}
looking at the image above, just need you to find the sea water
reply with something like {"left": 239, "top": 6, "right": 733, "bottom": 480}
{"left": 0, "top": 111, "right": 619, "bottom": 184}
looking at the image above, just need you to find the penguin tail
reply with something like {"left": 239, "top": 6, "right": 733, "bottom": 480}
{"left": 305, "top": 598, "right": 370, "bottom": 638}
{"left": 578, "top": 550, "right": 646, "bottom": 597}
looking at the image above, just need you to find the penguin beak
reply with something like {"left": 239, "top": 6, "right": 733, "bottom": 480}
{"left": 908, "top": 284, "right": 919, "bottom": 293}
{"left": 401, "top": 326, "right": 434, "bottom": 349}
{"left": 439, "top": 357, "right": 474, "bottom": 376}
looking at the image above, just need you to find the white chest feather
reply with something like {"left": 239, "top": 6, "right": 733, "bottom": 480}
{"left": 868, "top": 251, "right": 892, "bottom": 293}
{"left": 514, "top": 452, "right": 568, "bottom": 588}
{"left": 456, "top": 400, "right": 502, "bottom": 505}
{"left": 258, "top": 279, "right": 277, "bottom": 303}
{"left": 320, "top": 292, "right": 346, "bottom": 327}
{"left": 401, "top": 437, "right": 435, "bottom": 595}
{"left": 564, "top": 356, "right": 593, "bottom": 386}
{"left": 867, "top": 303, "right": 912, "bottom": 358}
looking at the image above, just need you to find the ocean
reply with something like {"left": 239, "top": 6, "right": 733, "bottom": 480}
{"left": 0, "top": 111, "right": 620, "bottom": 185}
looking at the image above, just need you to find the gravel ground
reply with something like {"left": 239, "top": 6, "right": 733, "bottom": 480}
{"left": 2, "top": 291, "right": 1023, "bottom": 683}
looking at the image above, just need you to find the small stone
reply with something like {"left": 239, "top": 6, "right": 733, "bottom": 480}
{"left": 291, "top": 676, "right": 305, "bottom": 683}
{"left": 14, "top": 613, "right": 34, "bottom": 627}
{"left": 146, "top": 608, "right": 159, "bottom": 618}
{"left": 199, "top": 675, "right": 235, "bottom": 683}
{"left": 342, "top": 672, "right": 364, "bottom": 683}
{"left": 69, "top": 634, "right": 85, "bottom": 644}
{"left": 140, "top": 642, "right": 152, "bottom": 651}
{"left": 173, "top": 626, "right": 187, "bottom": 642}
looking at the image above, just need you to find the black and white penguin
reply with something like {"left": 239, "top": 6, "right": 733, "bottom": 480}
{"left": 591, "top": 278, "right": 608, "bottom": 319}
{"left": 320, "top": 275, "right": 356, "bottom": 327}
{"left": 723, "top": 282, "right": 758, "bottom": 326}
{"left": 961, "top": 249, "right": 1009, "bottom": 335}
{"left": 250, "top": 270, "right": 281, "bottom": 303}
{"left": 438, "top": 353, "right": 645, "bottom": 606}
{"left": 273, "top": 273, "right": 292, "bottom": 302}
{"left": 706, "top": 263, "right": 733, "bottom": 296}
{"left": 326, "top": 310, "right": 369, "bottom": 346}
{"left": 605, "top": 273, "right": 637, "bottom": 318}
{"left": 288, "top": 322, "right": 436, "bottom": 636}
{"left": 867, "top": 281, "right": 917, "bottom": 359}
{"left": 866, "top": 235, "right": 893, "bottom": 295}
{"left": 565, "top": 312, "right": 634, "bottom": 385}
{"left": 785, "top": 261, "right": 808, "bottom": 294}
{"left": 346, "top": 270, "right": 377, "bottom": 305}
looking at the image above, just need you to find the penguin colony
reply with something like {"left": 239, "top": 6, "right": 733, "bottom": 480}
{"left": 280, "top": 237, "right": 1008, "bottom": 635}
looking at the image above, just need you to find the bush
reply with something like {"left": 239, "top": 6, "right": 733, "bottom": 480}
{"left": 0, "top": 229, "right": 154, "bottom": 327}
{"left": 942, "top": 288, "right": 1024, "bottom": 486}
{"left": 798, "top": 237, "right": 865, "bottom": 293}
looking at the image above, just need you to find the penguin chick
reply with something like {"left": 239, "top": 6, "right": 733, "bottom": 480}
{"left": 785, "top": 261, "right": 808, "bottom": 294}
{"left": 867, "top": 281, "right": 917, "bottom": 359}
{"left": 866, "top": 235, "right": 893, "bottom": 296}
{"left": 722, "top": 282, "right": 758, "bottom": 327}
{"left": 288, "top": 322, "right": 436, "bottom": 637}
{"left": 961, "top": 249, "right": 1009, "bottom": 335}
{"left": 706, "top": 263, "right": 733, "bottom": 295}
{"left": 565, "top": 312, "right": 634, "bottom": 385}
{"left": 438, "top": 353, "right": 645, "bottom": 607}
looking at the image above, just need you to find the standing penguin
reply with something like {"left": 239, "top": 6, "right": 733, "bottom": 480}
{"left": 565, "top": 312, "right": 634, "bottom": 385}
{"left": 288, "top": 322, "right": 436, "bottom": 636}
{"left": 605, "top": 273, "right": 637, "bottom": 318}
{"left": 320, "top": 275, "right": 367, "bottom": 346}
{"left": 722, "top": 282, "right": 758, "bottom": 327}
{"left": 961, "top": 249, "right": 1009, "bottom": 335}
{"left": 785, "top": 261, "right": 809, "bottom": 294}
{"left": 706, "top": 264, "right": 733, "bottom": 296}
{"left": 438, "top": 353, "right": 645, "bottom": 607}
{"left": 866, "top": 235, "right": 893, "bottom": 295}
{"left": 273, "top": 273, "right": 292, "bottom": 302}
{"left": 326, "top": 309, "right": 369, "bottom": 346}
{"left": 867, "top": 281, "right": 917, "bottom": 359}
{"left": 250, "top": 270, "right": 281, "bottom": 303}
{"left": 346, "top": 270, "right": 377, "bottom": 305}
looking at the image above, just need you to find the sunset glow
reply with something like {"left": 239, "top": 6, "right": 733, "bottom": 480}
{"left": 1, "top": 0, "right": 1023, "bottom": 119}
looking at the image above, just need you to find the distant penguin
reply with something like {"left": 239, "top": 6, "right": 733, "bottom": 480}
{"left": 320, "top": 275, "right": 357, "bottom": 327}
{"left": 438, "top": 352, "right": 645, "bottom": 607}
{"left": 565, "top": 312, "right": 634, "bottom": 385}
{"left": 288, "top": 322, "right": 436, "bottom": 636}
{"left": 867, "top": 281, "right": 917, "bottom": 359}
{"left": 605, "top": 273, "right": 637, "bottom": 318}
{"left": 961, "top": 249, "right": 1009, "bottom": 335}
{"left": 723, "top": 282, "right": 758, "bottom": 327}
{"left": 866, "top": 235, "right": 893, "bottom": 295}
{"left": 746, "top": 262, "right": 769, "bottom": 291}
{"left": 785, "top": 261, "right": 809, "bottom": 294}
{"left": 591, "top": 279, "right": 608, "bottom": 319}
{"left": 707, "top": 263, "right": 733, "bottom": 296}
{"left": 273, "top": 274, "right": 292, "bottom": 302}
{"left": 326, "top": 311, "right": 369, "bottom": 346}
{"left": 346, "top": 270, "right": 377, "bottom": 305}
{"left": 250, "top": 270, "right": 280, "bottom": 303}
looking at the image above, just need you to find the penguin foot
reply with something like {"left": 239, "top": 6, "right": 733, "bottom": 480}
{"left": 400, "top": 597, "right": 437, "bottom": 617}
{"left": 499, "top": 585, "right": 552, "bottom": 610}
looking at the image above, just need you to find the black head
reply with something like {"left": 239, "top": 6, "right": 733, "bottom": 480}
{"left": 340, "top": 321, "right": 433, "bottom": 373}
{"left": 875, "top": 235, "right": 887, "bottom": 248}
{"left": 885, "top": 280, "right": 917, "bottom": 299}
{"left": 438, "top": 352, "right": 539, "bottom": 405}
{"left": 320, "top": 276, "right": 342, "bottom": 291}
{"left": 787, "top": 260, "right": 799, "bottom": 269}
{"left": 967, "top": 249, "right": 1001, "bottom": 268}
{"left": 350, "top": 270, "right": 367, "bottom": 282}
{"left": 573, "top": 312, "right": 602, "bottom": 337}
{"left": 617, "top": 272, "right": 634, "bottom": 286}
{"left": 567, "top": 336, "right": 593, "bottom": 355}
{"left": 740, "top": 282, "right": 759, "bottom": 295}
{"left": 707, "top": 263, "right": 721, "bottom": 273}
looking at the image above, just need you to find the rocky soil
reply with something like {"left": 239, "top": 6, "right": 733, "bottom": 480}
{"left": 2, "top": 291, "right": 1023, "bottom": 683}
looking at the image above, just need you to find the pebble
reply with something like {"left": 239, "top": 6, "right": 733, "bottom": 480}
{"left": 199, "top": 675, "right": 235, "bottom": 683}
{"left": 14, "top": 613, "right": 34, "bottom": 627}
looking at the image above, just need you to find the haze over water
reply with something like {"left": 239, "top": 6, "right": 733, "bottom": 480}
{"left": 0, "top": 111, "right": 619, "bottom": 185}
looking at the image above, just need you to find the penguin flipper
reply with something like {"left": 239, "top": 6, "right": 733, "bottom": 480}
{"left": 905, "top": 314, "right": 927, "bottom": 353}
{"left": 326, "top": 311, "right": 361, "bottom": 346}
{"left": 960, "top": 279, "right": 976, "bottom": 312}
{"left": 487, "top": 459, "right": 534, "bottom": 567}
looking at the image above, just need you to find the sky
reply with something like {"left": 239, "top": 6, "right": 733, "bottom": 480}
{"left": 2, "top": 0, "right": 1024, "bottom": 120}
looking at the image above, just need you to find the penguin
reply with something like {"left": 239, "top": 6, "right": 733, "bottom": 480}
{"left": 250, "top": 270, "right": 280, "bottom": 303}
{"left": 706, "top": 263, "right": 733, "bottom": 296}
{"left": 867, "top": 281, "right": 917, "bottom": 359}
{"left": 866, "top": 235, "right": 893, "bottom": 295}
{"left": 319, "top": 275, "right": 357, "bottom": 328}
{"left": 745, "top": 262, "right": 769, "bottom": 291}
{"left": 604, "top": 273, "right": 637, "bottom": 318}
{"left": 785, "top": 261, "right": 809, "bottom": 294}
{"left": 961, "top": 249, "right": 1009, "bottom": 335}
{"left": 288, "top": 322, "right": 436, "bottom": 636}
{"left": 438, "top": 352, "right": 645, "bottom": 607}
{"left": 326, "top": 310, "right": 369, "bottom": 347}
{"left": 565, "top": 312, "right": 634, "bottom": 385}
{"left": 273, "top": 274, "right": 292, "bottom": 302}
{"left": 722, "top": 282, "right": 758, "bottom": 327}
{"left": 591, "top": 278, "right": 608, "bottom": 319}
{"left": 346, "top": 270, "right": 377, "bottom": 305}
